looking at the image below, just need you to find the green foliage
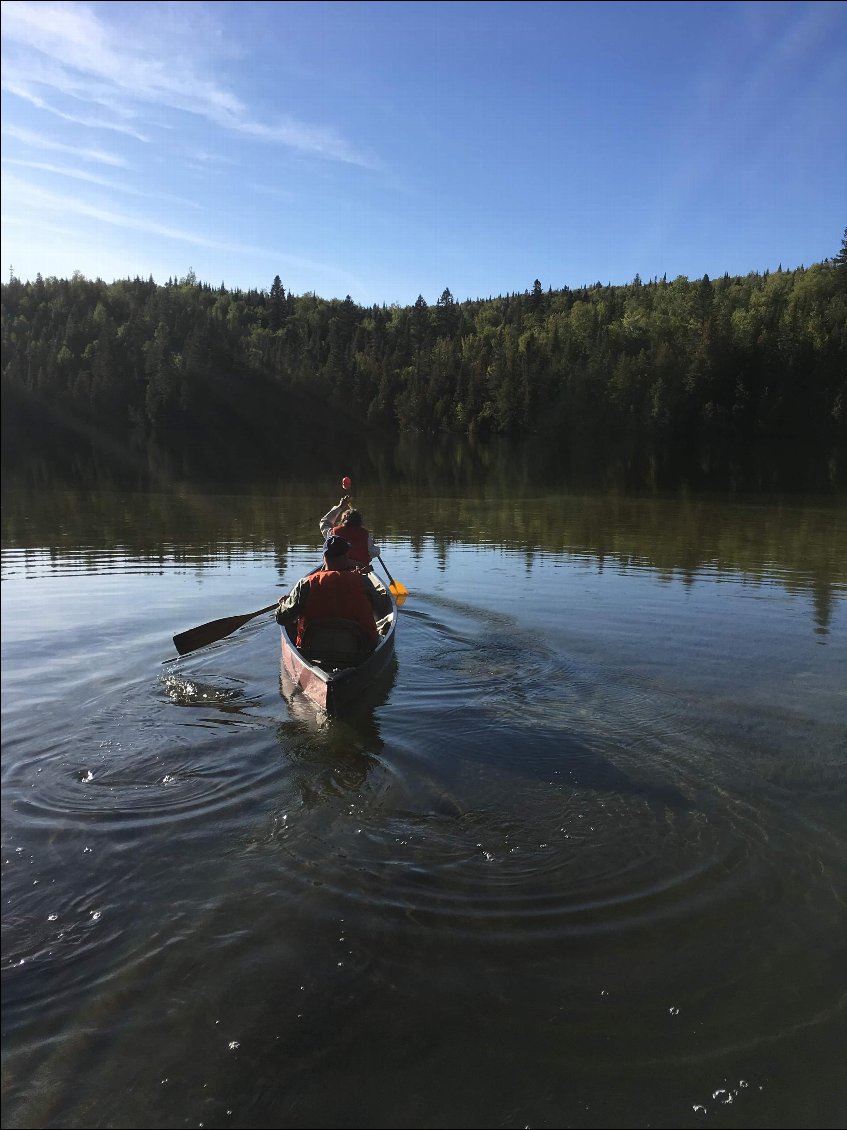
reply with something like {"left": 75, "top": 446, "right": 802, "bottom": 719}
{"left": 2, "top": 262, "right": 845, "bottom": 460}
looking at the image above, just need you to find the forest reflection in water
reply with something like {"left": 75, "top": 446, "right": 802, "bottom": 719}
{"left": 3, "top": 435, "right": 844, "bottom": 639}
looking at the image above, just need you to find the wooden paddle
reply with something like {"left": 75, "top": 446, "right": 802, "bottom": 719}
{"left": 173, "top": 602, "right": 279, "bottom": 656}
{"left": 377, "top": 555, "right": 408, "bottom": 599}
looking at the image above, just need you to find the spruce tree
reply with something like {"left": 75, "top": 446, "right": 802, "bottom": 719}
{"left": 270, "top": 275, "right": 285, "bottom": 330}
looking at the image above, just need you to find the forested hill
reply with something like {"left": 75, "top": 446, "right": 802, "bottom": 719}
{"left": 2, "top": 254, "right": 845, "bottom": 463}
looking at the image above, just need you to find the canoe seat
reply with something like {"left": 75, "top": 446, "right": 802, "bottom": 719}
{"left": 300, "top": 618, "right": 373, "bottom": 667}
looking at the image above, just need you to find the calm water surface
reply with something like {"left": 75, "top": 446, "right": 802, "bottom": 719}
{"left": 2, "top": 480, "right": 846, "bottom": 1130}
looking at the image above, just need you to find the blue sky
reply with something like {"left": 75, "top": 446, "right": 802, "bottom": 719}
{"left": 1, "top": 0, "right": 845, "bottom": 305}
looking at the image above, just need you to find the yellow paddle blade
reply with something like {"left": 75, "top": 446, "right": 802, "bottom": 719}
{"left": 376, "top": 557, "right": 407, "bottom": 601}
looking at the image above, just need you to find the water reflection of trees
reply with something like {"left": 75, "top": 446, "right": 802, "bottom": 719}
{"left": 3, "top": 439, "right": 844, "bottom": 633}
{"left": 3, "top": 425, "right": 844, "bottom": 497}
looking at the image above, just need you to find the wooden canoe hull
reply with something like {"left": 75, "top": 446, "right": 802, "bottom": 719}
{"left": 279, "top": 574, "right": 397, "bottom": 714}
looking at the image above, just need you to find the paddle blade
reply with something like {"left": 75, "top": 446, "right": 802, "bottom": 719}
{"left": 173, "top": 603, "right": 278, "bottom": 656}
{"left": 376, "top": 556, "right": 408, "bottom": 600}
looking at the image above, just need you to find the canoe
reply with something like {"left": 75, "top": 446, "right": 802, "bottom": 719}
{"left": 279, "top": 570, "right": 397, "bottom": 714}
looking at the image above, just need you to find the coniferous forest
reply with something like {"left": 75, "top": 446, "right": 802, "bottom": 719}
{"left": 2, "top": 235, "right": 845, "bottom": 480}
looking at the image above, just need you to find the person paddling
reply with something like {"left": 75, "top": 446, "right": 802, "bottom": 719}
{"left": 276, "top": 535, "right": 380, "bottom": 649}
{"left": 319, "top": 495, "right": 379, "bottom": 569}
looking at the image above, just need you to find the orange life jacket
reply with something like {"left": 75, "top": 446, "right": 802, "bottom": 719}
{"left": 331, "top": 522, "right": 371, "bottom": 566}
{"left": 296, "top": 568, "right": 378, "bottom": 647}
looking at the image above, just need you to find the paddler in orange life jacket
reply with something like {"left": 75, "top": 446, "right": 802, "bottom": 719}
{"left": 319, "top": 495, "right": 379, "bottom": 569}
{"left": 275, "top": 534, "right": 380, "bottom": 648}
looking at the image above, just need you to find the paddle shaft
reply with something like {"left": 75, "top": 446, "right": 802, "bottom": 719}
{"left": 376, "top": 555, "right": 408, "bottom": 596}
{"left": 173, "top": 602, "right": 278, "bottom": 656}
{"left": 376, "top": 555, "right": 395, "bottom": 584}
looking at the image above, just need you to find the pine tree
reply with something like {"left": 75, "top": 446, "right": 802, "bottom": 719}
{"left": 270, "top": 275, "right": 285, "bottom": 330}
{"left": 436, "top": 287, "right": 455, "bottom": 337}
{"left": 411, "top": 294, "right": 429, "bottom": 350}
{"left": 531, "top": 278, "right": 543, "bottom": 313}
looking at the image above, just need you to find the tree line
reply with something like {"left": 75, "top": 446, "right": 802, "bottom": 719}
{"left": 2, "top": 236, "right": 845, "bottom": 461}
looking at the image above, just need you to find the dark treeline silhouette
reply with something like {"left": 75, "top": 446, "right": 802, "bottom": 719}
{"left": 2, "top": 241, "right": 845, "bottom": 471}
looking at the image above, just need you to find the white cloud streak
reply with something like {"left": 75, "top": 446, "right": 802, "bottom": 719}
{"left": 2, "top": 172, "right": 364, "bottom": 286}
{"left": 1, "top": 1, "right": 374, "bottom": 166}
{"left": 2, "top": 123, "right": 129, "bottom": 167}
{"left": 2, "top": 77, "right": 151, "bottom": 141}
{"left": 1, "top": 156, "right": 203, "bottom": 208}
{"left": 2, "top": 171, "right": 255, "bottom": 253}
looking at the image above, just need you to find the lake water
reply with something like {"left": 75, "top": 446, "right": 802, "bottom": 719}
{"left": 2, "top": 470, "right": 846, "bottom": 1129}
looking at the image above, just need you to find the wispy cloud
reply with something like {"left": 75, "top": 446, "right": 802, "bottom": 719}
{"left": 186, "top": 149, "right": 237, "bottom": 164}
{"left": 2, "top": 170, "right": 370, "bottom": 288}
{"left": 2, "top": 77, "right": 151, "bottom": 141}
{"left": 2, "top": 123, "right": 129, "bottom": 167}
{"left": 181, "top": 151, "right": 241, "bottom": 178}
{"left": 1, "top": 157, "right": 203, "bottom": 208}
{"left": 1, "top": 211, "right": 81, "bottom": 241}
{"left": 249, "top": 182, "right": 296, "bottom": 201}
{"left": 1, "top": 1, "right": 375, "bottom": 167}
{"left": 2, "top": 172, "right": 249, "bottom": 253}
